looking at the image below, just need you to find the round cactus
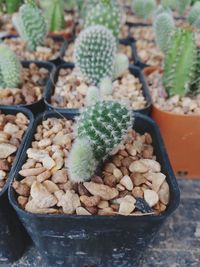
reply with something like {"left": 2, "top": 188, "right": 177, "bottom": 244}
{"left": 163, "top": 29, "right": 197, "bottom": 96}
{"left": 188, "top": 2, "right": 200, "bottom": 28}
{"left": 174, "top": 0, "right": 191, "bottom": 15}
{"left": 0, "top": 44, "right": 22, "bottom": 89}
{"left": 131, "top": 0, "right": 156, "bottom": 20}
{"left": 153, "top": 11, "right": 175, "bottom": 53}
{"left": 12, "top": 0, "right": 48, "bottom": 51}
{"left": 74, "top": 25, "right": 117, "bottom": 87}
{"left": 85, "top": 86, "right": 100, "bottom": 106}
{"left": 68, "top": 101, "right": 133, "bottom": 182}
{"left": 85, "top": 0, "right": 122, "bottom": 38}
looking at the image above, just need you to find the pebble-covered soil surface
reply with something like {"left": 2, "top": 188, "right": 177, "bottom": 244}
{"left": 147, "top": 70, "right": 200, "bottom": 115}
{"left": 13, "top": 117, "right": 169, "bottom": 216}
{"left": 0, "top": 64, "right": 49, "bottom": 106}
{"left": 50, "top": 68, "right": 147, "bottom": 110}
{"left": 0, "top": 112, "right": 29, "bottom": 191}
{"left": 3, "top": 37, "right": 63, "bottom": 61}
{"left": 2, "top": 179, "right": 200, "bottom": 267}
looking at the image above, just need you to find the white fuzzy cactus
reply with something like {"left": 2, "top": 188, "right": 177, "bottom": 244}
{"left": 131, "top": 0, "right": 156, "bottom": 20}
{"left": 153, "top": 11, "right": 175, "bottom": 53}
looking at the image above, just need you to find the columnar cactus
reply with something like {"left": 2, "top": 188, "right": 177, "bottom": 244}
{"left": 161, "top": 0, "right": 175, "bottom": 9}
{"left": 0, "top": 0, "right": 21, "bottom": 14}
{"left": 0, "top": 44, "right": 22, "bottom": 89}
{"left": 67, "top": 101, "right": 133, "bottom": 182}
{"left": 131, "top": 0, "right": 156, "bottom": 20}
{"left": 187, "top": 2, "right": 200, "bottom": 28}
{"left": 163, "top": 29, "right": 197, "bottom": 96}
{"left": 153, "top": 11, "right": 175, "bottom": 53}
{"left": 174, "top": 0, "right": 191, "bottom": 15}
{"left": 74, "top": 25, "right": 117, "bottom": 87}
{"left": 39, "top": 0, "right": 65, "bottom": 32}
{"left": 12, "top": 0, "right": 48, "bottom": 51}
{"left": 85, "top": 0, "right": 122, "bottom": 38}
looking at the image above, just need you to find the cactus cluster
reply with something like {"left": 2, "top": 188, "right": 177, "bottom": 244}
{"left": 163, "top": 29, "right": 198, "bottom": 97}
{"left": 12, "top": 0, "right": 48, "bottom": 51}
{"left": 39, "top": 0, "right": 65, "bottom": 32}
{"left": 153, "top": 10, "right": 175, "bottom": 53}
{"left": 131, "top": 0, "right": 156, "bottom": 20}
{"left": 68, "top": 101, "right": 133, "bottom": 182}
{"left": 188, "top": 2, "right": 200, "bottom": 28}
{"left": 0, "top": 44, "right": 22, "bottom": 89}
{"left": 74, "top": 25, "right": 117, "bottom": 87}
{"left": 85, "top": 0, "right": 121, "bottom": 38}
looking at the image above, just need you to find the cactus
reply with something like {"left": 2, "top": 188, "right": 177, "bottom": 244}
{"left": 0, "top": 0, "right": 21, "bottom": 14}
{"left": 153, "top": 11, "right": 175, "bottom": 53}
{"left": 85, "top": 0, "right": 122, "bottom": 38}
{"left": 163, "top": 29, "right": 197, "bottom": 97}
{"left": 39, "top": 0, "right": 65, "bottom": 32}
{"left": 187, "top": 2, "right": 200, "bottom": 28}
{"left": 131, "top": 0, "right": 156, "bottom": 20}
{"left": 0, "top": 44, "right": 22, "bottom": 89}
{"left": 161, "top": 0, "right": 175, "bottom": 9}
{"left": 74, "top": 25, "right": 117, "bottom": 87}
{"left": 174, "top": 0, "right": 191, "bottom": 15}
{"left": 67, "top": 101, "right": 133, "bottom": 182}
{"left": 85, "top": 86, "right": 100, "bottom": 106}
{"left": 12, "top": 0, "right": 48, "bottom": 51}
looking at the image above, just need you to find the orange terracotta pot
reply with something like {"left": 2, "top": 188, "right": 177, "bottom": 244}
{"left": 144, "top": 67, "right": 200, "bottom": 179}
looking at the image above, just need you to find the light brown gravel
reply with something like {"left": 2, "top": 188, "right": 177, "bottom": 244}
{"left": 0, "top": 112, "right": 29, "bottom": 192}
{"left": 147, "top": 70, "right": 200, "bottom": 115}
{"left": 0, "top": 63, "right": 49, "bottom": 106}
{"left": 3, "top": 37, "right": 63, "bottom": 61}
{"left": 13, "top": 117, "right": 170, "bottom": 216}
{"left": 51, "top": 68, "right": 147, "bottom": 110}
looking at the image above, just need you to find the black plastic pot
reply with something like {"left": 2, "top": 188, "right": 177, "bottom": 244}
{"left": 0, "top": 106, "right": 34, "bottom": 263}
{"left": 0, "top": 61, "right": 55, "bottom": 115}
{"left": 9, "top": 111, "right": 180, "bottom": 267}
{"left": 0, "top": 35, "right": 68, "bottom": 66}
{"left": 44, "top": 63, "right": 152, "bottom": 116}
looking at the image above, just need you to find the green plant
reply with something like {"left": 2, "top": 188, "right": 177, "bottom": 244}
{"left": 85, "top": 0, "right": 121, "bottom": 38}
{"left": 0, "top": 0, "right": 21, "bottom": 14}
{"left": 67, "top": 101, "right": 133, "bottom": 182}
{"left": 174, "top": 0, "right": 191, "bottom": 15}
{"left": 85, "top": 86, "right": 100, "bottom": 106}
{"left": 131, "top": 0, "right": 156, "bottom": 20}
{"left": 0, "top": 44, "right": 22, "bottom": 89}
{"left": 187, "top": 2, "right": 200, "bottom": 28}
{"left": 153, "top": 10, "right": 175, "bottom": 53}
{"left": 12, "top": 0, "right": 48, "bottom": 51}
{"left": 39, "top": 0, "right": 65, "bottom": 32}
{"left": 74, "top": 25, "right": 128, "bottom": 94}
{"left": 163, "top": 29, "right": 197, "bottom": 97}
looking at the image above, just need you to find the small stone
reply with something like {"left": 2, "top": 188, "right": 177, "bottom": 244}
{"left": 25, "top": 199, "right": 58, "bottom": 214}
{"left": 91, "top": 176, "right": 104, "bottom": 184}
{"left": 144, "top": 189, "right": 159, "bottom": 207}
{"left": 135, "top": 198, "right": 153, "bottom": 213}
{"left": 125, "top": 144, "right": 137, "bottom": 156}
{"left": 57, "top": 190, "right": 80, "bottom": 214}
{"left": 0, "top": 160, "right": 10, "bottom": 171}
{"left": 158, "top": 181, "right": 170, "bottom": 205}
{"left": 4, "top": 123, "right": 19, "bottom": 135}
{"left": 78, "top": 183, "right": 90, "bottom": 196}
{"left": 131, "top": 172, "right": 146, "bottom": 186}
{"left": 104, "top": 174, "right": 117, "bottom": 187}
{"left": 13, "top": 181, "right": 30, "bottom": 197}
{"left": 120, "top": 175, "right": 133, "bottom": 191}
{"left": 17, "top": 196, "right": 28, "bottom": 208}
{"left": 119, "top": 200, "right": 135, "bottom": 215}
{"left": 43, "top": 180, "right": 59, "bottom": 193}
{"left": 21, "top": 176, "right": 36, "bottom": 187}
{"left": 132, "top": 187, "right": 144, "bottom": 198}
{"left": 37, "top": 170, "right": 51, "bottom": 183}
{"left": 19, "top": 167, "right": 46, "bottom": 177}
{"left": 0, "top": 143, "right": 17, "bottom": 159}
{"left": 0, "top": 170, "right": 6, "bottom": 180}
{"left": 80, "top": 195, "right": 101, "bottom": 207}
{"left": 104, "top": 163, "right": 116, "bottom": 173}
{"left": 42, "top": 156, "right": 55, "bottom": 170}
{"left": 113, "top": 168, "right": 123, "bottom": 180}
{"left": 38, "top": 138, "right": 51, "bottom": 148}
{"left": 84, "top": 182, "right": 119, "bottom": 200}
{"left": 116, "top": 184, "right": 125, "bottom": 191}
{"left": 140, "top": 159, "right": 161, "bottom": 173}
{"left": 76, "top": 207, "right": 91, "bottom": 215}
{"left": 98, "top": 200, "right": 109, "bottom": 209}
{"left": 51, "top": 169, "right": 68, "bottom": 184}
{"left": 30, "top": 181, "right": 57, "bottom": 208}
{"left": 129, "top": 160, "right": 149, "bottom": 173}
{"left": 144, "top": 172, "right": 166, "bottom": 192}
{"left": 85, "top": 206, "right": 98, "bottom": 215}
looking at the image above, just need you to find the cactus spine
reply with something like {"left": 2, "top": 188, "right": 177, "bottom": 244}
{"left": 67, "top": 101, "right": 133, "bottom": 182}
{"left": 153, "top": 11, "right": 175, "bottom": 53}
{"left": 131, "top": 0, "right": 156, "bottom": 20}
{"left": 0, "top": 44, "right": 22, "bottom": 89}
{"left": 163, "top": 29, "right": 197, "bottom": 97}
{"left": 187, "top": 2, "right": 200, "bottom": 28}
{"left": 12, "top": 0, "right": 48, "bottom": 51}
{"left": 85, "top": 0, "right": 122, "bottom": 38}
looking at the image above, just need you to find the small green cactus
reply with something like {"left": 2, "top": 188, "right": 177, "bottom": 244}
{"left": 174, "top": 0, "right": 191, "bottom": 15}
{"left": 131, "top": 0, "right": 156, "bottom": 20}
{"left": 85, "top": 0, "right": 122, "bottom": 38}
{"left": 67, "top": 101, "right": 133, "bottom": 182}
{"left": 85, "top": 86, "right": 100, "bottom": 106}
{"left": 0, "top": 44, "right": 22, "bottom": 89}
{"left": 187, "top": 2, "right": 200, "bottom": 28}
{"left": 39, "top": 0, "right": 65, "bottom": 32}
{"left": 163, "top": 29, "right": 197, "bottom": 97}
{"left": 0, "top": 0, "right": 22, "bottom": 14}
{"left": 12, "top": 0, "right": 48, "bottom": 51}
{"left": 153, "top": 11, "right": 175, "bottom": 53}
{"left": 74, "top": 25, "right": 117, "bottom": 87}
